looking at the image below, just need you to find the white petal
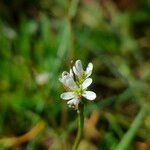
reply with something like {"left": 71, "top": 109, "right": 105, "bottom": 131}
{"left": 69, "top": 69, "right": 73, "bottom": 77}
{"left": 86, "top": 63, "right": 93, "bottom": 77}
{"left": 82, "top": 91, "right": 96, "bottom": 100}
{"left": 59, "top": 71, "right": 69, "bottom": 83}
{"left": 61, "top": 92, "right": 75, "bottom": 100}
{"left": 75, "top": 60, "right": 83, "bottom": 74}
{"left": 65, "top": 76, "right": 77, "bottom": 90}
{"left": 62, "top": 71, "right": 69, "bottom": 77}
{"left": 59, "top": 72, "right": 77, "bottom": 90}
{"left": 67, "top": 98, "right": 80, "bottom": 108}
{"left": 73, "top": 66, "right": 80, "bottom": 76}
{"left": 81, "top": 78, "right": 92, "bottom": 89}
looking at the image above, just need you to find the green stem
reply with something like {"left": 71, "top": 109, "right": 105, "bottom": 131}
{"left": 72, "top": 104, "right": 84, "bottom": 150}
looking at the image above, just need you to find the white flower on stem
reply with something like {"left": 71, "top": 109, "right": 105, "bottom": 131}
{"left": 73, "top": 60, "right": 93, "bottom": 80}
{"left": 60, "top": 70, "right": 96, "bottom": 109}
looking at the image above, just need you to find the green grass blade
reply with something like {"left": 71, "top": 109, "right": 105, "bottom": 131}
{"left": 115, "top": 107, "right": 147, "bottom": 150}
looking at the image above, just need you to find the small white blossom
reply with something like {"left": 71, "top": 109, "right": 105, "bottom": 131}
{"left": 36, "top": 72, "right": 50, "bottom": 85}
{"left": 73, "top": 60, "right": 93, "bottom": 79}
{"left": 60, "top": 60, "right": 96, "bottom": 109}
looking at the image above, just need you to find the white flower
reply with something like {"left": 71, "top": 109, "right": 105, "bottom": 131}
{"left": 61, "top": 78, "right": 96, "bottom": 108}
{"left": 60, "top": 72, "right": 96, "bottom": 109}
{"left": 36, "top": 72, "right": 50, "bottom": 85}
{"left": 73, "top": 60, "right": 93, "bottom": 79}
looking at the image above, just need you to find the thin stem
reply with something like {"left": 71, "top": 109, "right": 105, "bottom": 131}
{"left": 72, "top": 104, "right": 84, "bottom": 150}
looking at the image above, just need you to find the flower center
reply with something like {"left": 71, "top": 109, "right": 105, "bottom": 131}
{"left": 74, "top": 88, "right": 83, "bottom": 97}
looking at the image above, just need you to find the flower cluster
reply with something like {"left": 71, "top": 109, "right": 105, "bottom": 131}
{"left": 59, "top": 60, "right": 96, "bottom": 109}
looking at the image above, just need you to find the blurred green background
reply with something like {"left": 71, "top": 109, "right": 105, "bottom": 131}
{"left": 0, "top": 0, "right": 150, "bottom": 149}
